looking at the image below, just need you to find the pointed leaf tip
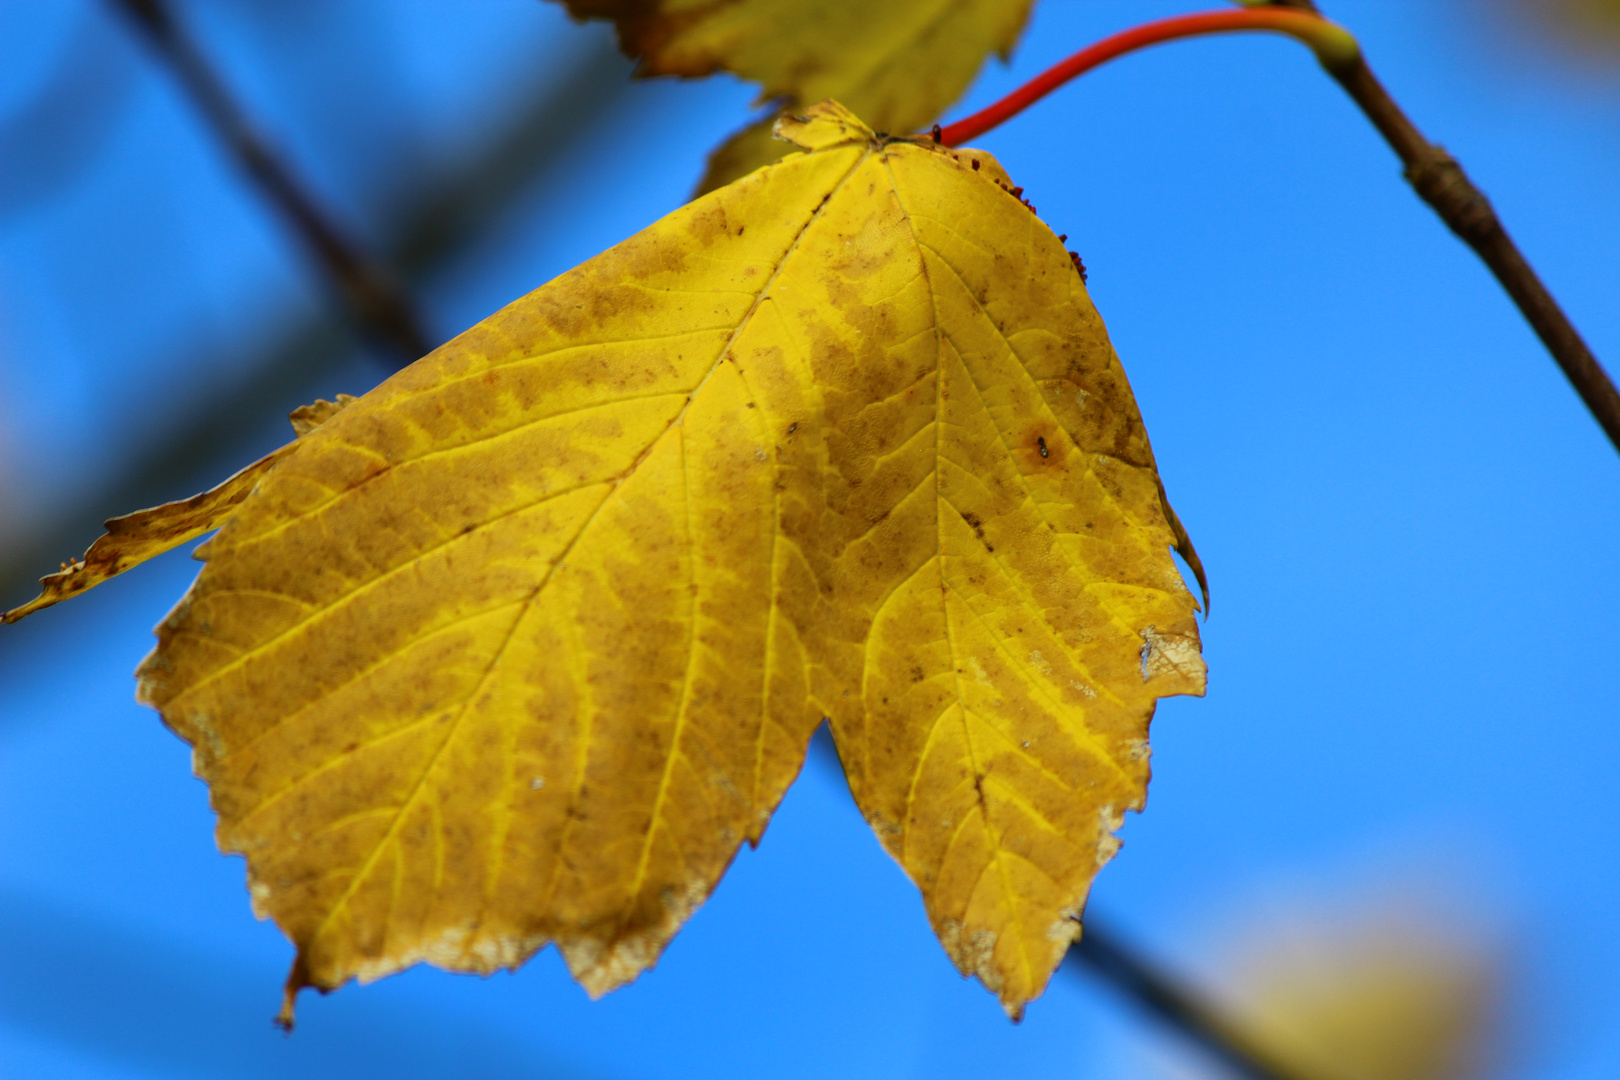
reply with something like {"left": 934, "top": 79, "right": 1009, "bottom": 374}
{"left": 2, "top": 393, "right": 355, "bottom": 624}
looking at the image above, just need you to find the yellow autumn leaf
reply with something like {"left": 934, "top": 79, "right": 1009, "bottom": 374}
{"left": 696, "top": 117, "right": 784, "bottom": 197}
{"left": 59, "top": 101, "right": 1205, "bottom": 1024}
{"left": 1528, "top": 0, "right": 1620, "bottom": 52}
{"left": 1235, "top": 940, "right": 1496, "bottom": 1080}
{"left": 1, "top": 395, "right": 355, "bottom": 625}
{"left": 558, "top": 0, "right": 1036, "bottom": 192}
{"left": 1215, "top": 905, "right": 1501, "bottom": 1080}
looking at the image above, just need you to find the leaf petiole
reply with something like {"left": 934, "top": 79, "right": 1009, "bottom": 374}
{"left": 938, "top": 8, "right": 1359, "bottom": 147}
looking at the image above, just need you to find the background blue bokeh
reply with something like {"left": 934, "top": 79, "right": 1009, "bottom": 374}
{"left": 1, "top": 2, "right": 1616, "bottom": 1078}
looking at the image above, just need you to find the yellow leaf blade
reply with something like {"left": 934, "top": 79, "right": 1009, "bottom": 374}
{"left": 762, "top": 109, "right": 1204, "bottom": 1013}
{"left": 136, "top": 101, "right": 1202, "bottom": 1022}
{"left": 138, "top": 140, "right": 870, "bottom": 1019}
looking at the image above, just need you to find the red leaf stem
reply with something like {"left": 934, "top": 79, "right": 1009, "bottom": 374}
{"left": 939, "top": 8, "right": 1358, "bottom": 147}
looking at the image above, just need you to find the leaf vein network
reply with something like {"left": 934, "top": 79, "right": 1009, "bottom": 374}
{"left": 214, "top": 596, "right": 529, "bottom": 769}
{"left": 174, "top": 479, "right": 615, "bottom": 704}
{"left": 532, "top": 146, "right": 874, "bottom": 940}
{"left": 879, "top": 147, "right": 1036, "bottom": 984}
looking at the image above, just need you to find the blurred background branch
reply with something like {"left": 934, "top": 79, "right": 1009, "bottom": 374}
{"left": 0, "top": 21, "right": 631, "bottom": 612}
{"left": 107, "top": 0, "right": 431, "bottom": 362}
{"left": 1067, "top": 924, "right": 1322, "bottom": 1080}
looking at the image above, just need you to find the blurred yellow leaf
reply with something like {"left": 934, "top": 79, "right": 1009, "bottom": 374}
{"left": 36, "top": 102, "right": 1201, "bottom": 1022}
{"left": 558, "top": 0, "right": 1036, "bottom": 191}
{"left": 1226, "top": 909, "right": 1501, "bottom": 1080}
{"left": 695, "top": 115, "right": 784, "bottom": 195}
{"left": 1542, "top": 0, "right": 1620, "bottom": 38}
{"left": 1540, "top": 0, "right": 1620, "bottom": 45}
{"left": 2, "top": 395, "right": 355, "bottom": 624}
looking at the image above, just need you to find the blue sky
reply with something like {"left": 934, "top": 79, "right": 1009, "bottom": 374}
{"left": 1, "top": 2, "right": 1617, "bottom": 1078}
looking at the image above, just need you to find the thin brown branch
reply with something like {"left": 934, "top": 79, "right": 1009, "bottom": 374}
{"left": 1276, "top": 0, "right": 1620, "bottom": 453}
{"left": 1069, "top": 923, "right": 1323, "bottom": 1080}
{"left": 107, "top": 0, "right": 433, "bottom": 362}
{"left": 1326, "top": 59, "right": 1620, "bottom": 452}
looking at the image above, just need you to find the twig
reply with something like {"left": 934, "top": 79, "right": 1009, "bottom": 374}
{"left": 1323, "top": 52, "right": 1620, "bottom": 452}
{"left": 940, "top": 5, "right": 1620, "bottom": 456}
{"left": 1274, "top": 0, "right": 1620, "bottom": 451}
{"left": 1069, "top": 922, "right": 1323, "bottom": 1080}
{"left": 106, "top": 0, "right": 433, "bottom": 362}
